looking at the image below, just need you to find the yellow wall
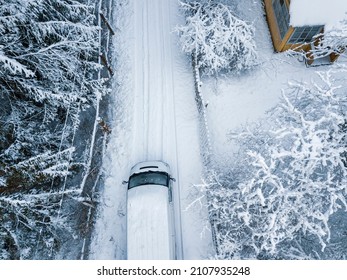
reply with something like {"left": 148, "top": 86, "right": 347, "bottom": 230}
{"left": 264, "top": 0, "right": 309, "bottom": 52}
{"left": 264, "top": 0, "right": 292, "bottom": 51}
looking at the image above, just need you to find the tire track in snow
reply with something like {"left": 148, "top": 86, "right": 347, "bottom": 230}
{"left": 134, "top": 0, "right": 166, "bottom": 161}
{"left": 159, "top": 0, "right": 166, "bottom": 160}
{"left": 143, "top": 0, "right": 149, "bottom": 159}
{"left": 133, "top": 0, "right": 144, "bottom": 161}
{"left": 159, "top": 0, "right": 184, "bottom": 260}
{"left": 146, "top": 0, "right": 164, "bottom": 161}
{"left": 144, "top": 0, "right": 150, "bottom": 160}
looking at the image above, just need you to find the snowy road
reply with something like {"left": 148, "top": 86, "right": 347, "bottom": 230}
{"left": 133, "top": 0, "right": 177, "bottom": 162}
{"left": 132, "top": 0, "right": 184, "bottom": 259}
{"left": 90, "top": 0, "right": 213, "bottom": 259}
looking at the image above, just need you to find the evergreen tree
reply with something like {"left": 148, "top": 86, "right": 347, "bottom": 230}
{"left": 0, "top": 0, "right": 105, "bottom": 259}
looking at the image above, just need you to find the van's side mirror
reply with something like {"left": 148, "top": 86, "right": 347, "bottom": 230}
{"left": 122, "top": 180, "right": 128, "bottom": 185}
{"left": 170, "top": 177, "right": 176, "bottom": 182}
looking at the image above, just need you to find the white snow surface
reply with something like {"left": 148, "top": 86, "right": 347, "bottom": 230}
{"left": 127, "top": 185, "right": 173, "bottom": 260}
{"left": 90, "top": 0, "right": 214, "bottom": 260}
{"left": 290, "top": 0, "right": 347, "bottom": 28}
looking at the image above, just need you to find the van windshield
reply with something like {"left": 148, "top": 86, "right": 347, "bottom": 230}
{"left": 128, "top": 172, "right": 169, "bottom": 189}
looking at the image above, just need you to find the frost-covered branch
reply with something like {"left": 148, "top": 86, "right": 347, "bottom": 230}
{"left": 176, "top": 1, "right": 258, "bottom": 74}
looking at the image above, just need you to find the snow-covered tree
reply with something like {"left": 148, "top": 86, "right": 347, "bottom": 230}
{"left": 0, "top": 187, "right": 82, "bottom": 259}
{"left": 205, "top": 68, "right": 347, "bottom": 259}
{"left": 0, "top": 0, "right": 103, "bottom": 112}
{"left": 0, "top": 0, "right": 103, "bottom": 180}
{"left": 176, "top": 0, "right": 258, "bottom": 74}
{"left": 0, "top": 0, "right": 106, "bottom": 259}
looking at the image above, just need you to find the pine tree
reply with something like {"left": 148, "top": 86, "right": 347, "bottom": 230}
{"left": 0, "top": 0, "right": 105, "bottom": 259}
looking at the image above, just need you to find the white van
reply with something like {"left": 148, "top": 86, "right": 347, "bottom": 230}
{"left": 125, "top": 161, "right": 176, "bottom": 260}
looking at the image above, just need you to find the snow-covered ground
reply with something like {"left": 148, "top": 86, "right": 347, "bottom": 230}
{"left": 90, "top": 0, "right": 214, "bottom": 260}
{"left": 203, "top": 0, "right": 347, "bottom": 165}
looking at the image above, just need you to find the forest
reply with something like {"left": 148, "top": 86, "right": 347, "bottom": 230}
{"left": 0, "top": 0, "right": 108, "bottom": 259}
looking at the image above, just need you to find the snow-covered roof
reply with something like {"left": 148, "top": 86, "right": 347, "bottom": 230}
{"left": 127, "top": 185, "right": 174, "bottom": 260}
{"left": 290, "top": 0, "right": 347, "bottom": 28}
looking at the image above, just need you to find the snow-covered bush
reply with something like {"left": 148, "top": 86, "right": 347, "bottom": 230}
{"left": 205, "top": 69, "right": 347, "bottom": 259}
{"left": 176, "top": 1, "right": 258, "bottom": 74}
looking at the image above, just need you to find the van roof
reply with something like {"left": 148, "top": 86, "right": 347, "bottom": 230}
{"left": 127, "top": 185, "right": 173, "bottom": 259}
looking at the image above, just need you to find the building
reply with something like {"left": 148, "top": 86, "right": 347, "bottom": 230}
{"left": 264, "top": 0, "right": 347, "bottom": 63}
